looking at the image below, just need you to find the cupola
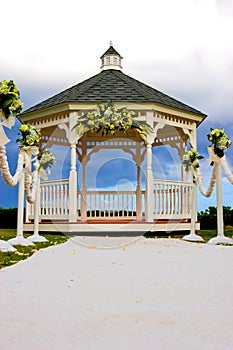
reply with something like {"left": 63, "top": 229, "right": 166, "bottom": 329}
{"left": 100, "top": 41, "right": 123, "bottom": 71}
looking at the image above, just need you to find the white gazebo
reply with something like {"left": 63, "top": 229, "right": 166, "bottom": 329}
{"left": 19, "top": 43, "right": 206, "bottom": 234}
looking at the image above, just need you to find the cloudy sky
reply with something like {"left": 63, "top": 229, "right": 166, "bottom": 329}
{"left": 1, "top": 0, "right": 233, "bottom": 210}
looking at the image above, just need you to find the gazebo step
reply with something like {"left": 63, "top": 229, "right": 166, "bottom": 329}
{"left": 24, "top": 220, "right": 199, "bottom": 233}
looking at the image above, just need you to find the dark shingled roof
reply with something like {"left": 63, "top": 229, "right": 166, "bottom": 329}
{"left": 100, "top": 45, "right": 123, "bottom": 59}
{"left": 22, "top": 69, "right": 205, "bottom": 116}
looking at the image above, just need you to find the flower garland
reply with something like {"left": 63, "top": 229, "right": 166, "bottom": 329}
{"left": 24, "top": 149, "right": 56, "bottom": 202}
{"left": 24, "top": 167, "right": 39, "bottom": 204}
{"left": 207, "top": 128, "right": 231, "bottom": 162}
{"left": 195, "top": 166, "right": 216, "bottom": 197}
{"left": 183, "top": 149, "right": 216, "bottom": 197}
{"left": 74, "top": 102, "right": 153, "bottom": 138}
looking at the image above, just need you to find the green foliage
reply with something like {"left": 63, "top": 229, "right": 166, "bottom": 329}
{"left": 207, "top": 127, "right": 231, "bottom": 159}
{"left": 38, "top": 149, "right": 56, "bottom": 170}
{"left": 198, "top": 206, "right": 233, "bottom": 230}
{"left": 16, "top": 124, "right": 41, "bottom": 148}
{"left": 0, "top": 229, "right": 68, "bottom": 269}
{"left": 183, "top": 150, "right": 204, "bottom": 172}
{"left": 74, "top": 102, "right": 153, "bottom": 138}
{"left": 0, "top": 80, "right": 23, "bottom": 117}
{"left": 0, "top": 207, "right": 17, "bottom": 228}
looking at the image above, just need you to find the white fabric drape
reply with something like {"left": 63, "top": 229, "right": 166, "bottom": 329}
{"left": 0, "top": 146, "right": 24, "bottom": 186}
{"left": 195, "top": 165, "right": 216, "bottom": 197}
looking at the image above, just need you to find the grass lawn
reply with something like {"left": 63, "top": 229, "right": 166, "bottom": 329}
{"left": 143, "top": 229, "right": 233, "bottom": 242}
{"left": 0, "top": 229, "right": 69, "bottom": 269}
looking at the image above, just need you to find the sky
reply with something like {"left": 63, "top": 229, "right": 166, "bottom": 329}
{"left": 1, "top": 0, "right": 233, "bottom": 211}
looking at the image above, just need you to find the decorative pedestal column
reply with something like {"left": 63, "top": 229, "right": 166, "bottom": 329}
{"left": 27, "top": 178, "right": 48, "bottom": 242}
{"left": 145, "top": 142, "right": 154, "bottom": 222}
{"left": 183, "top": 179, "right": 204, "bottom": 242}
{"left": 208, "top": 163, "right": 233, "bottom": 245}
{"left": 8, "top": 170, "right": 35, "bottom": 246}
{"left": 69, "top": 143, "right": 77, "bottom": 222}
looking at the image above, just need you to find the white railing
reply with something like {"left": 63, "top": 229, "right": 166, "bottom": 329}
{"left": 83, "top": 190, "right": 145, "bottom": 219}
{"left": 40, "top": 179, "right": 69, "bottom": 218}
{"left": 27, "top": 179, "right": 69, "bottom": 220}
{"left": 27, "top": 179, "right": 193, "bottom": 222}
{"left": 153, "top": 180, "right": 193, "bottom": 220}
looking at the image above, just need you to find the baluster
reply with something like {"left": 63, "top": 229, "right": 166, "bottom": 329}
{"left": 52, "top": 185, "right": 55, "bottom": 215}
{"left": 57, "top": 185, "right": 60, "bottom": 216}
{"left": 41, "top": 186, "right": 44, "bottom": 215}
{"left": 45, "top": 186, "right": 49, "bottom": 216}
{"left": 49, "top": 185, "right": 52, "bottom": 215}
{"left": 61, "top": 184, "right": 64, "bottom": 215}
{"left": 64, "top": 184, "right": 66, "bottom": 216}
{"left": 178, "top": 184, "right": 181, "bottom": 216}
{"left": 169, "top": 185, "right": 172, "bottom": 215}
{"left": 165, "top": 184, "right": 168, "bottom": 215}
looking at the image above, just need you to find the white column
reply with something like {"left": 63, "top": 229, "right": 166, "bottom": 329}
{"left": 182, "top": 178, "right": 204, "bottom": 242}
{"left": 17, "top": 170, "right": 25, "bottom": 237}
{"left": 69, "top": 142, "right": 77, "bottom": 222}
{"left": 182, "top": 128, "right": 204, "bottom": 242}
{"left": 136, "top": 164, "right": 142, "bottom": 220}
{"left": 208, "top": 163, "right": 233, "bottom": 244}
{"left": 28, "top": 178, "right": 48, "bottom": 242}
{"left": 181, "top": 140, "right": 186, "bottom": 181}
{"left": 146, "top": 142, "right": 154, "bottom": 222}
{"left": 216, "top": 163, "right": 224, "bottom": 235}
{"left": 8, "top": 169, "right": 34, "bottom": 246}
{"left": 81, "top": 159, "right": 87, "bottom": 221}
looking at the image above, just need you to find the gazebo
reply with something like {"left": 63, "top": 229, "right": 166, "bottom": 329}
{"left": 19, "top": 43, "right": 207, "bottom": 234}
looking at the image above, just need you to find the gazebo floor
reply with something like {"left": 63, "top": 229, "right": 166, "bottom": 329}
{"left": 24, "top": 219, "right": 199, "bottom": 234}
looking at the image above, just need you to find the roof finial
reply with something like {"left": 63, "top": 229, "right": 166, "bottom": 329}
{"left": 100, "top": 43, "right": 123, "bottom": 71}
{"left": 109, "top": 40, "right": 113, "bottom": 47}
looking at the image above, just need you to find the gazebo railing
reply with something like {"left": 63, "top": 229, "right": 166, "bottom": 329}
{"left": 27, "top": 179, "right": 70, "bottom": 220}
{"left": 27, "top": 179, "right": 193, "bottom": 221}
{"left": 84, "top": 190, "right": 145, "bottom": 219}
{"left": 153, "top": 180, "right": 193, "bottom": 220}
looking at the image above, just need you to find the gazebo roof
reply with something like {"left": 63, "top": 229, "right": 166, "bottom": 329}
{"left": 100, "top": 44, "right": 123, "bottom": 59}
{"left": 21, "top": 44, "right": 206, "bottom": 117}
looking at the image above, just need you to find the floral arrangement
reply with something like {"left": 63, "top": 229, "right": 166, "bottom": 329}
{"left": 183, "top": 150, "right": 204, "bottom": 172}
{"left": 74, "top": 102, "right": 153, "bottom": 137}
{"left": 38, "top": 149, "right": 56, "bottom": 170}
{"left": 16, "top": 124, "right": 41, "bottom": 148}
{"left": 207, "top": 128, "right": 231, "bottom": 159}
{"left": 0, "top": 80, "right": 24, "bottom": 118}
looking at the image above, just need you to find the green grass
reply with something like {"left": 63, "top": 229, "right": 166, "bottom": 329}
{"left": 197, "top": 228, "right": 233, "bottom": 242}
{"left": 145, "top": 229, "right": 233, "bottom": 242}
{"left": 0, "top": 229, "right": 69, "bottom": 269}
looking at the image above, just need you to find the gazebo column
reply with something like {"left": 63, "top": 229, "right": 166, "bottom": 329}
{"left": 136, "top": 164, "right": 142, "bottom": 220}
{"left": 145, "top": 141, "right": 154, "bottom": 222}
{"left": 69, "top": 142, "right": 77, "bottom": 222}
{"left": 81, "top": 159, "right": 87, "bottom": 221}
{"left": 180, "top": 140, "right": 186, "bottom": 181}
